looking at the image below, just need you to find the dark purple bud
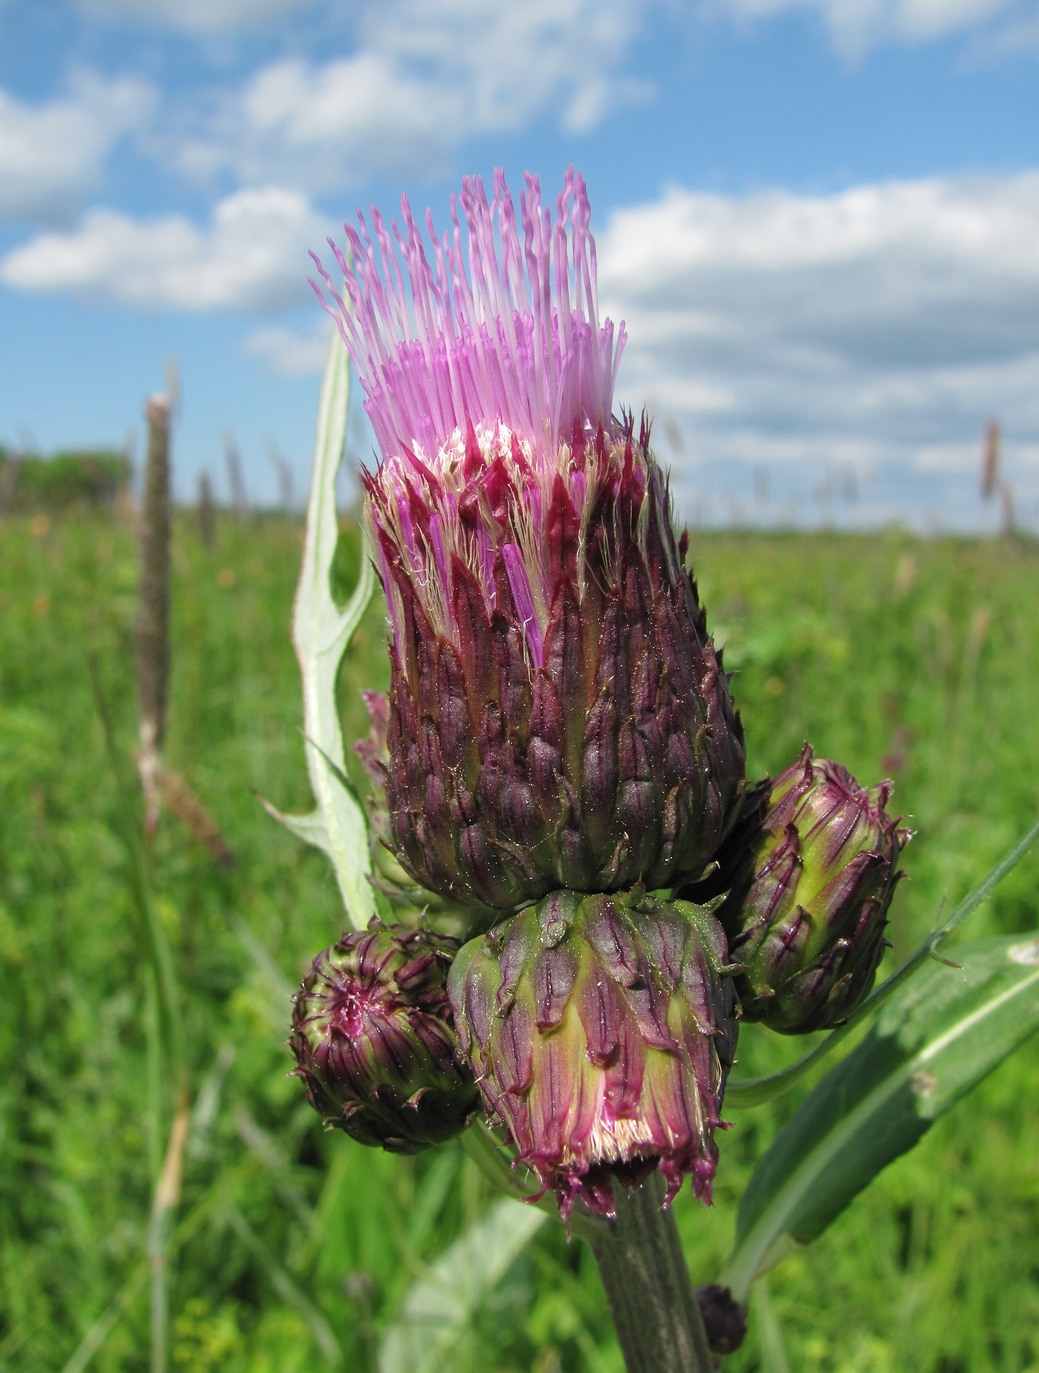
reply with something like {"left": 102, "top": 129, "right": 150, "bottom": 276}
{"left": 696, "top": 1285, "right": 747, "bottom": 1355}
{"left": 448, "top": 890, "right": 738, "bottom": 1223}
{"left": 291, "top": 922, "right": 478, "bottom": 1153}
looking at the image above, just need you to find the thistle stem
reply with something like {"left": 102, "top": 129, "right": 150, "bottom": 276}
{"left": 588, "top": 1176, "right": 715, "bottom": 1373}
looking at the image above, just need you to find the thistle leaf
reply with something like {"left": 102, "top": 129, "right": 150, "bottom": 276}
{"left": 257, "top": 797, "right": 334, "bottom": 860}
{"left": 270, "top": 328, "right": 377, "bottom": 928}
{"left": 722, "top": 932, "right": 1039, "bottom": 1302}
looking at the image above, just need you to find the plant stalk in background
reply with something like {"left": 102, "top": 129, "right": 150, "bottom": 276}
{"left": 136, "top": 394, "right": 171, "bottom": 832}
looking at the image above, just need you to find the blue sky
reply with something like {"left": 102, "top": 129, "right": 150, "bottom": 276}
{"left": 2, "top": 0, "right": 1038, "bottom": 529}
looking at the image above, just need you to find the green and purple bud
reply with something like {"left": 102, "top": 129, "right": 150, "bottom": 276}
{"left": 312, "top": 171, "right": 745, "bottom": 914}
{"left": 448, "top": 889, "right": 737, "bottom": 1222}
{"left": 691, "top": 745, "right": 911, "bottom": 1034}
{"left": 291, "top": 922, "right": 479, "bottom": 1153}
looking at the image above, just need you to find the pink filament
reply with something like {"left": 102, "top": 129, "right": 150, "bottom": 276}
{"left": 310, "top": 168, "right": 627, "bottom": 469}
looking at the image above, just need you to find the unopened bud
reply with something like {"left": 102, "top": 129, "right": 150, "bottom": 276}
{"left": 449, "top": 889, "right": 737, "bottom": 1221}
{"left": 690, "top": 745, "right": 911, "bottom": 1034}
{"left": 291, "top": 922, "right": 478, "bottom": 1152}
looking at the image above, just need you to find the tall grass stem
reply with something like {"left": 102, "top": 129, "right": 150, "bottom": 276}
{"left": 135, "top": 396, "right": 172, "bottom": 832}
{"left": 91, "top": 648, "right": 187, "bottom": 1373}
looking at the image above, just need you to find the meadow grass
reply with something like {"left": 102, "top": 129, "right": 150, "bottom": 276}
{"left": 1, "top": 509, "right": 1036, "bottom": 1373}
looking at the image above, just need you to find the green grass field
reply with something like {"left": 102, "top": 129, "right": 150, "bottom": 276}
{"left": 2, "top": 509, "right": 1037, "bottom": 1372}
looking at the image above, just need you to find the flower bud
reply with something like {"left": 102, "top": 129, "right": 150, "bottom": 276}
{"left": 696, "top": 1285, "right": 747, "bottom": 1356}
{"left": 312, "top": 170, "right": 745, "bottom": 914}
{"left": 448, "top": 889, "right": 737, "bottom": 1222}
{"left": 694, "top": 745, "right": 911, "bottom": 1034}
{"left": 291, "top": 922, "right": 479, "bottom": 1152}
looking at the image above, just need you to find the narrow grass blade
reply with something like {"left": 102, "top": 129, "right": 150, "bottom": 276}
{"left": 90, "top": 659, "right": 189, "bottom": 1373}
{"left": 754, "top": 1280, "right": 790, "bottom": 1373}
{"left": 148, "top": 1091, "right": 190, "bottom": 1373}
{"left": 722, "top": 932, "right": 1039, "bottom": 1302}
{"left": 275, "top": 329, "right": 377, "bottom": 929}
{"left": 225, "top": 1204, "right": 342, "bottom": 1363}
{"left": 228, "top": 910, "right": 295, "bottom": 1004}
{"left": 60, "top": 1272, "right": 149, "bottom": 1373}
{"left": 377, "top": 1198, "right": 547, "bottom": 1373}
{"left": 61, "top": 1151, "right": 265, "bottom": 1373}
{"left": 90, "top": 659, "right": 185, "bottom": 1084}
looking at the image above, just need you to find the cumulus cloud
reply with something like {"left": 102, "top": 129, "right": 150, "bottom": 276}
{"left": 0, "top": 187, "right": 330, "bottom": 311}
{"left": 76, "top": 0, "right": 315, "bottom": 34}
{"left": 0, "top": 74, "right": 155, "bottom": 222}
{"left": 594, "top": 173, "right": 1039, "bottom": 523}
{"left": 703, "top": 0, "right": 1039, "bottom": 56}
{"left": 976, "top": 7, "right": 1039, "bottom": 49}
{"left": 243, "top": 322, "right": 333, "bottom": 376}
{"left": 172, "top": 0, "right": 651, "bottom": 191}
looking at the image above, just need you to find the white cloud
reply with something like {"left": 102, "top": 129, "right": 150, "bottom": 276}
{"left": 172, "top": 0, "right": 651, "bottom": 191}
{"left": 365, "top": 0, "right": 650, "bottom": 134}
{"left": 0, "top": 74, "right": 155, "bottom": 222}
{"left": 705, "top": 0, "right": 1038, "bottom": 55}
{"left": 599, "top": 173, "right": 1039, "bottom": 375}
{"left": 0, "top": 187, "right": 331, "bottom": 311}
{"left": 595, "top": 174, "right": 1039, "bottom": 524}
{"left": 76, "top": 0, "right": 315, "bottom": 34}
{"left": 243, "top": 323, "right": 332, "bottom": 376}
{"left": 978, "top": 8, "right": 1039, "bottom": 47}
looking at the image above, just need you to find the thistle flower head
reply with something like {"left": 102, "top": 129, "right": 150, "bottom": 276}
{"left": 449, "top": 889, "right": 737, "bottom": 1223}
{"left": 312, "top": 169, "right": 641, "bottom": 671}
{"left": 312, "top": 172, "right": 745, "bottom": 912}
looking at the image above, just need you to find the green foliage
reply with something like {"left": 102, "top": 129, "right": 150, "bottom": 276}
{"left": 1, "top": 511, "right": 1037, "bottom": 1372}
{"left": 0, "top": 446, "right": 131, "bottom": 512}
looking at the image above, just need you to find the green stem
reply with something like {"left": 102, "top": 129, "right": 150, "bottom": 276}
{"left": 459, "top": 1121, "right": 533, "bottom": 1204}
{"left": 587, "top": 1177, "right": 715, "bottom": 1373}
